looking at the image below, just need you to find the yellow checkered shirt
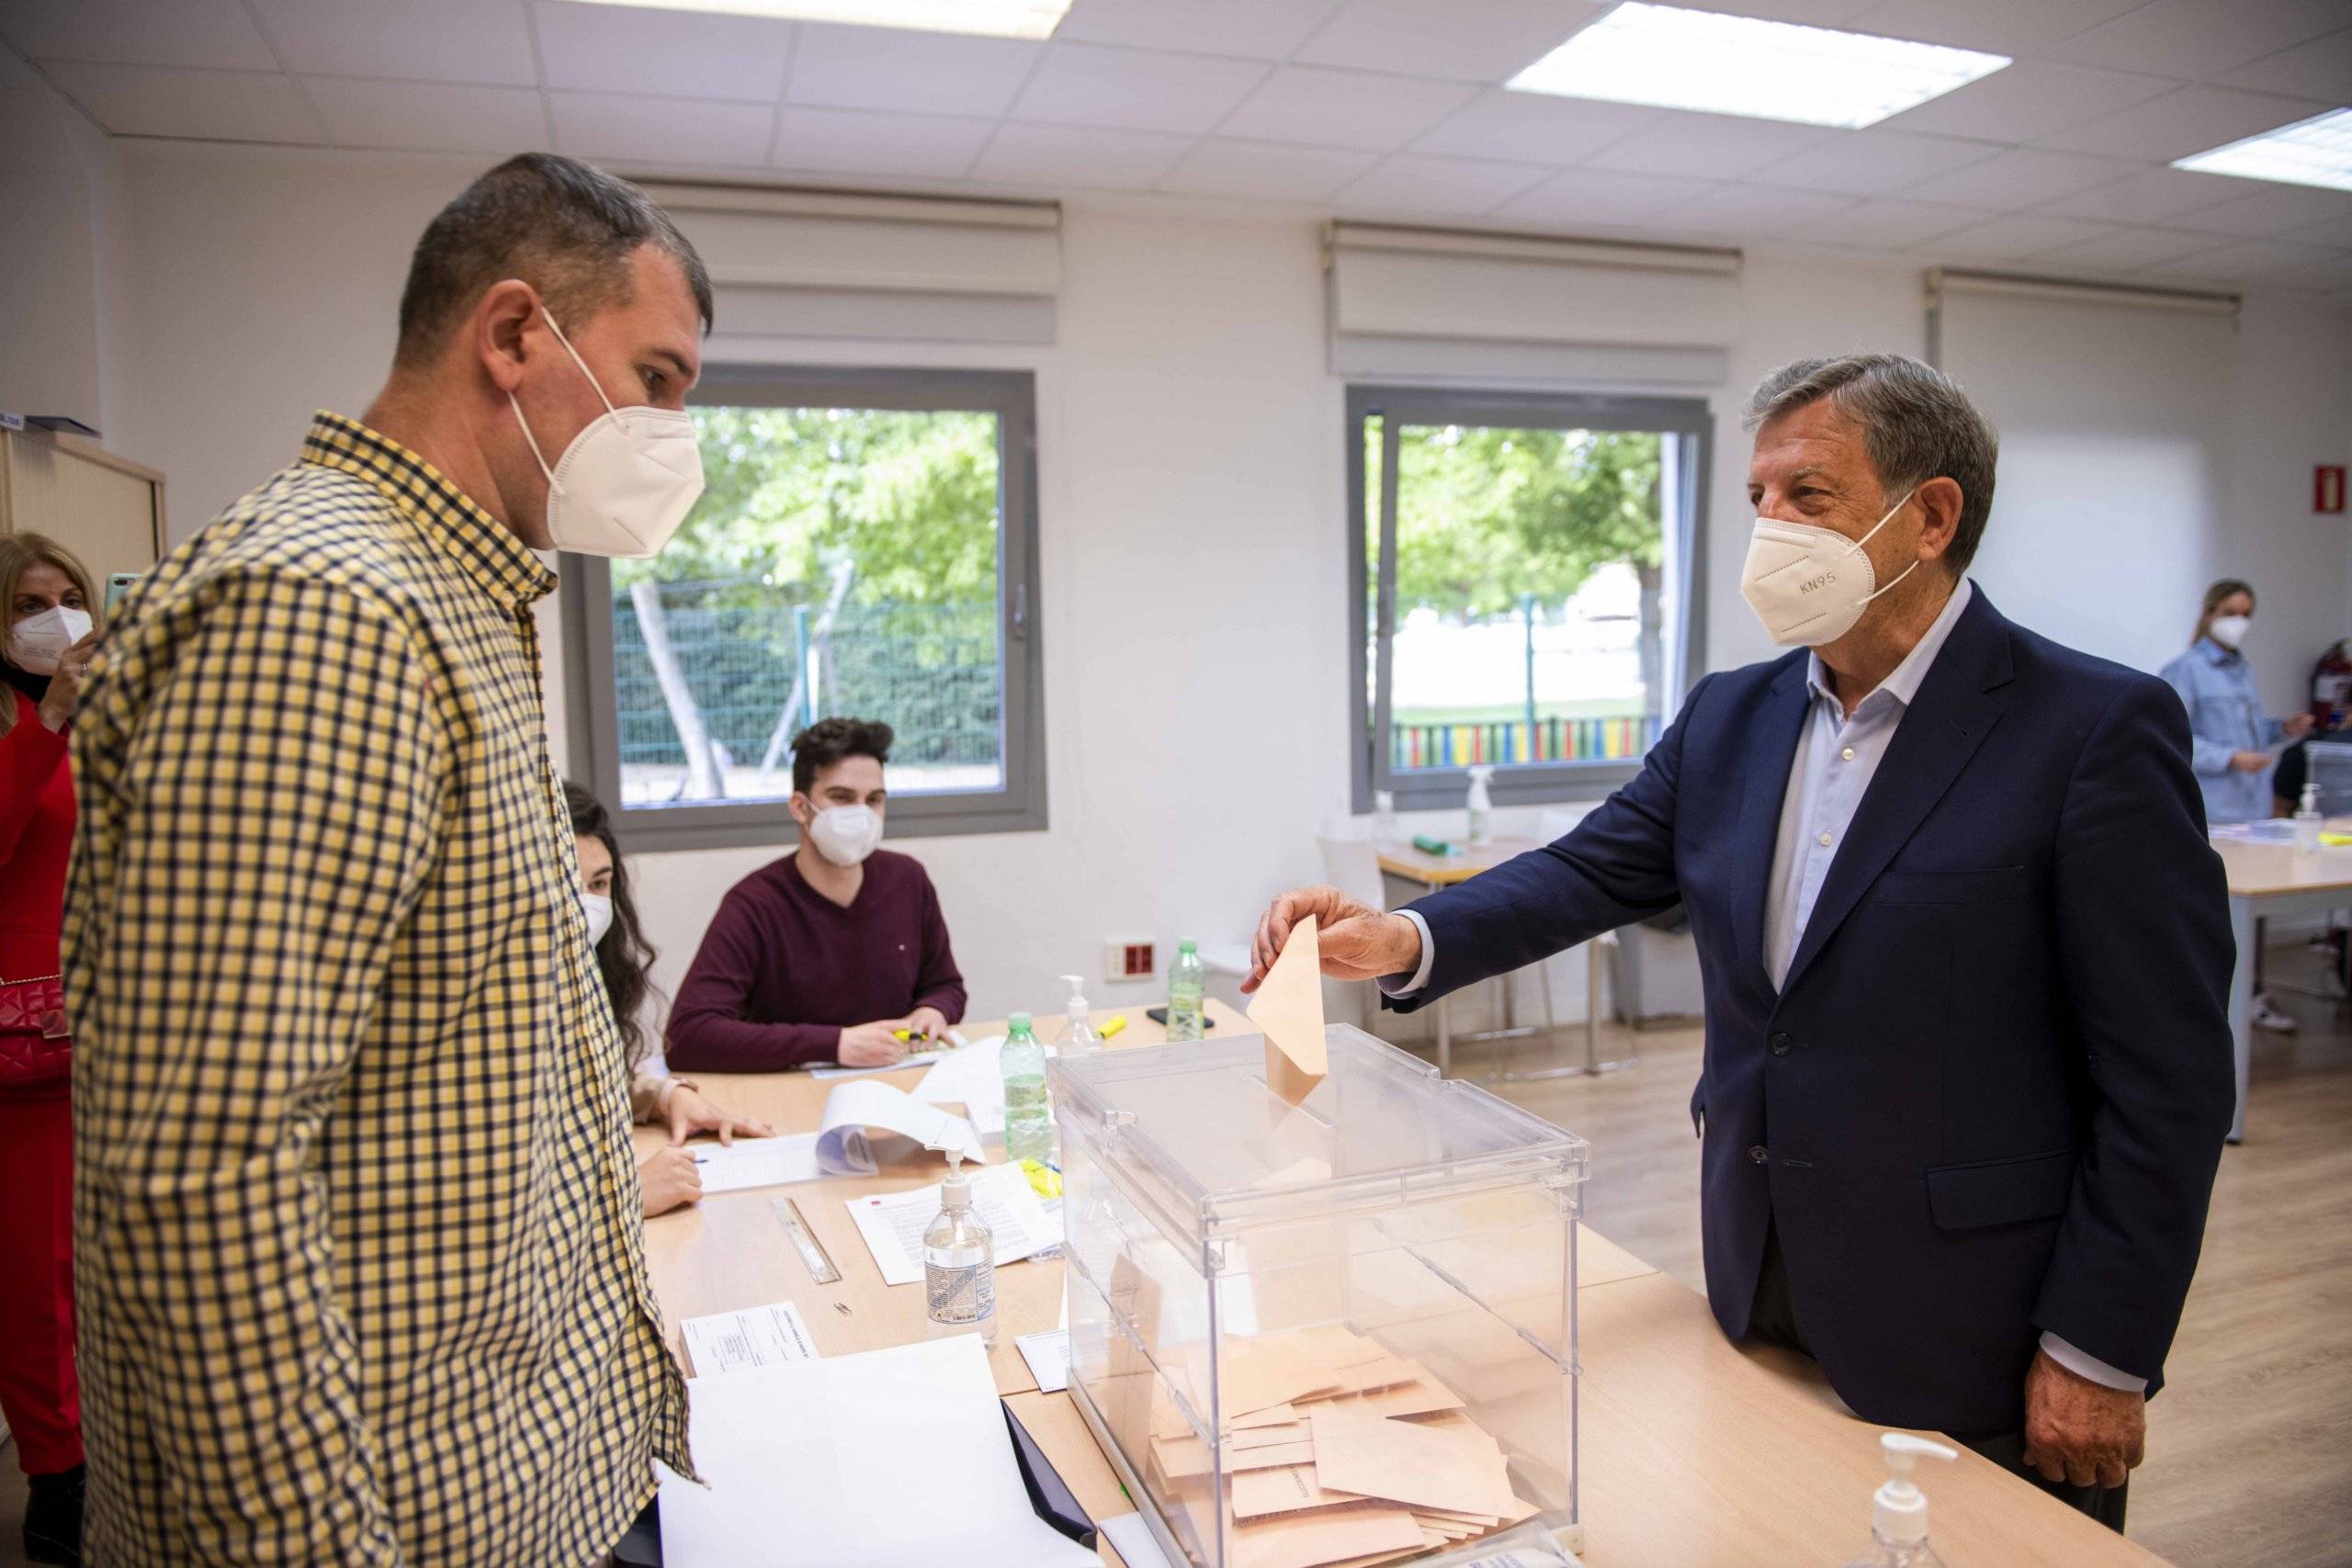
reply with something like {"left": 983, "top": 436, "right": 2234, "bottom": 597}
{"left": 63, "top": 412, "right": 690, "bottom": 1565}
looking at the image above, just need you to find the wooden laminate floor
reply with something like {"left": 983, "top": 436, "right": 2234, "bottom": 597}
{"left": 6, "top": 943, "right": 2346, "bottom": 1567}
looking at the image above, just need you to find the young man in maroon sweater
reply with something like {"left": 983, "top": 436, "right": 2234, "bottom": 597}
{"left": 665, "top": 717, "right": 967, "bottom": 1071}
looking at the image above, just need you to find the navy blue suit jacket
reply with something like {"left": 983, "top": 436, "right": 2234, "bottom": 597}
{"left": 1388, "top": 590, "right": 2234, "bottom": 1436}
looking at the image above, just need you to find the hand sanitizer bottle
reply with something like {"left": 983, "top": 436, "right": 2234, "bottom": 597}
{"left": 924, "top": 1150, "right": 997, "bottom": 1348}
{"left": 1061, "top": 975, "right": 1102, "bottom": 1054}
{"left": 2294, "top": 782, "right": 2324, "bottom": 853}
{"left": 1841, "top": 1433, "right": 1959, "bottom": 1567}
{"left": 1465, "top": 763, "right": 1495, "bottom": 847}
{"left": 1373, "top": 788, "right": 1399, "bottom": 845}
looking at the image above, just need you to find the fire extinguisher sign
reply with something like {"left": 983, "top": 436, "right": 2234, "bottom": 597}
{"left": 2320, "top": 465, "right": 2347, "bottom": 514}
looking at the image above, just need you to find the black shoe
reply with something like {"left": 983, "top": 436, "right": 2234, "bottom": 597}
{"left": 22, "top": 1463, "right": 84, "bottom": 1566}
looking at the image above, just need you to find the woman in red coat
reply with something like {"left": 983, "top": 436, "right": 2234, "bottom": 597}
{"left": 0, "top": 534, "right": 100, "bottom": 1566}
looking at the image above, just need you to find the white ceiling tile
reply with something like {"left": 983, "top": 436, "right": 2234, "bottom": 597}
{"left": 531, "top": 2, "right": 792, "bottom": 102}
{"left": 1922, "top": 213, "right": 2118, "bottom": 259}
{"left": 1294, "top": 0, "right": 1609, "bottom": 83}
{"left": 1159, "top": 139, "right": 1380, "bottom": 200}
{"left": 1905, "top": 147, "right": 2137, "bottom": 209}
{"left": 1490, "top": 166, "right": 1718, "bottom": 226}
{"left": 1671, "top": 0, "right": 1880, "bottom": 26}
{"left": 772, "top": 107, "right": 994, "bottom": 178}
{"left": 1849, "top": 0, "right": 2146, "bottom": 55}
{"left": 42, "top": 62, "right": 323, "bottom": 141}
{"left": 548, "top": 91, "right": 773, "bottom": 167}
{"left": 1338, "top": 152, "right": 1556, "bottom": 215}
{"left": 1011, "top": 43, "right": 1269, "bottom": 135}
{"left": 2215, "top": 28, "right": 2352, "bottom": 101}
{"left": 2285, "top": 214, "right": 2352, "bottom": 248}
{"left": 2048, "top": 0, "right": 2348, "bottom": 81}
{"left": 1792, "top": 197, "right": 1980, "bottom": 246}
{"left": 1408, "top": 88, "right": 1657, "bottom": 163}
{"left": 249, "top": 0, "right": 537, "bottom": 87}
{"left": 787, "top": 24, "right": 1040, "bottom": 118}
{"left": 0, "top": 0, "right": 276, "bottom": 71}
{"left": 2168, "top": 183, "right": 2352, "bottom": 237}
{"left": 1056, "top": 0, "right": 1348, "bottom": 61}
{"left": 968, "top": 122, "right": 1195, "bottom": 187}
{"left": 2035, "top": 225, "right": 2230, "bottom": 270}
{"left": 2033, "top": 164, "right": 2252, "bottom": 221}
{"left": 1879, "top": 62, "right": 2178, "bottom": 143}
{"left": 2147, "top": 237, "right": 2344, "bottom": 280}
{"left": 1217, "top": 67, "right": 1476, "bottom": 152}
{"left": 1642, "top": 184, "right": 1860, "bottom": 238}
{"left": 1582, "top": 110, "right": 1836, "bottom": 180}
{"left": 2034, "top": 85, "right": 2332, "bottom": 162}
{"left": 1748, "top": 130, "right": 1999, "bottom": 197}
{"left": 311, "top": 78, "right": 548, "bottom": 153}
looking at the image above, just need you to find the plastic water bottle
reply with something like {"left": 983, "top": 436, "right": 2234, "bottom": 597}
{"left": 1001, "top": 1011, "right": 1052, "bottom": 1165}
{"left": 923, "top": 1151, "right": 997, "bottom": 1348}
{"left": 1166, "top": 940, "right": 1205, "bottom": 1042}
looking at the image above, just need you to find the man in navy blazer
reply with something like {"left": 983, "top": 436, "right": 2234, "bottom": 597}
{"left": 1247, "top": 354, "right": 2233, "bottom": 1528}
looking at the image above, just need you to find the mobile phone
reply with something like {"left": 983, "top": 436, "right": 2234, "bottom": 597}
{"left": 1145, "top": 1008, "right": 1216, "bottom": 1030}
{"left": 105, "top": 571, "right": 141, "bottom": 615}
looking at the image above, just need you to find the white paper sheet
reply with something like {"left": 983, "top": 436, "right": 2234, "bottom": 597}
{"left": 690, "top": 1133, "right": 821, "bottom": 1194}
{"left": 658, "top": 1335, "right": 1098, "bottom": 1568}
{"left": 845, "top": 1163, "right": 1061, "bottom": 1288}
{"left": 1015, "top": 1327, "right": 1069, "bottom": 1393}
{"left": 815, "top": 1078, "right": 985, "bottom": 1176}
{"left": 807, "top": 1049, "right": 944, "bottom": 1082}
{"left": 1098, "top": 1512, "right": 1177, "bottom": 1568}
{"left": 681, "top": 1300, "right": 820, "bottom": 1376}
{"left": 911, "top": 1033, "right": 1006, "bottom": 1109}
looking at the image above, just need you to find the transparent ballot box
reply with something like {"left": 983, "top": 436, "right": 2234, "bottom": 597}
{"left": 1050, "top": 1024, "right": 1589, "bottom": 1568}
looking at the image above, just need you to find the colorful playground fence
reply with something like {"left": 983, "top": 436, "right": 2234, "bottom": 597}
{"left": 1393, "top": 713, "right": 1659, "bottom": 770}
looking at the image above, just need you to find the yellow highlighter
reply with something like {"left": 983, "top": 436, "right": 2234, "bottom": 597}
{"left": 1100, "top": 1014, "right": 1129, "bottom": 1040}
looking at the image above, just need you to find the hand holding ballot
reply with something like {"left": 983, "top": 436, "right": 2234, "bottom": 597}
{"left": 1242, "top": 885, "right": 1421, "bottom": 993}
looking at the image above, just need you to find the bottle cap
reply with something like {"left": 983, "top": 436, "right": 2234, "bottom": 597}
{"left": 1009, "top": 1010, "right": 1032, "bottom": 1032}
{"left": 1872, "top": 1432, "right": 1957, "bottom": 1543}
{"left": 1062, "top": 973, "right": 1089, "bottom": 1012}
{"left": 941, "top": 1150, "right": 972, "bottom": 1212}
{"left": 1179, "top": 939, "right": 1197, "bottom": 953}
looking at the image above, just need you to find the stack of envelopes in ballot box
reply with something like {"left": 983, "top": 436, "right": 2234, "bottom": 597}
{"left": 1048, "top": 1026, "right": 1589, "bottom": 1568}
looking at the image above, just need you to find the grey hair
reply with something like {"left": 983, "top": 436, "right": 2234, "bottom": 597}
{"left": 1743, "top": 354, "right": 1999, "bottom": 575}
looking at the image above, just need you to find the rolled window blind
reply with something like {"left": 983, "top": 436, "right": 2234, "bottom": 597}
{"left": 1327, "top": 222, "right": 1740, "bottom": 385}
{"left": 638, "top": 183, "right": 1061, "bottom": 344}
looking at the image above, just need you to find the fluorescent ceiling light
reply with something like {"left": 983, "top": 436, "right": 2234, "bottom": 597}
{"left": 1506, "top": 3, "right": 2008, "bottom": 130}
{"left": 2173, "top": 108, "right": 2352, "bottom": 194}
{"left": 555, "top": 0, "right": 1072, "bottom": 40}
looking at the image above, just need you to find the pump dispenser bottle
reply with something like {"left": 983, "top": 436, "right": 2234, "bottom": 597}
{"left": 1060, "top": 974, "right": 1102, "bottom": 1053}
{"left": 1841, "top": 1433, "right": 1959, "bottom": 1567}
{"left": 923, "top": 1150, "right": 997, "bottom": 1348}
{"left": 1465, "top": 763, "right": 1495, "bottom": 846}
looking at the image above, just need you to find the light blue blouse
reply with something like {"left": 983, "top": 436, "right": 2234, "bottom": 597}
{"left": 2158, "top": 637, "right": 2286, "bottom": 826}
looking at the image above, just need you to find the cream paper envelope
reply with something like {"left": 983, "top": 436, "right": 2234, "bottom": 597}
{"left": 1306, "top": 1409, "right": 1520, "bottom": 1520}
{"left": 1231, "top": 1504, "right": 1424, "bottom": 1568}
{"left": 1229, "top": 1462, "right": 1366, "bottom": 1520}
{"left": 1248, "top": 915, "right": 1329, "bottom": 1106}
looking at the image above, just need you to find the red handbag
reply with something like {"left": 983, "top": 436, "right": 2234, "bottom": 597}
{"left": 0, "top": 973, "right": 72, "bottom": 1089}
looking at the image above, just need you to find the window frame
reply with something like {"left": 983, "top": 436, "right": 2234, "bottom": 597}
{"left": 564, "top": 364, "right": 1047, "bottom": 853}
{"left": 1345, "top": 383, "right": 1712, "bottom": 814}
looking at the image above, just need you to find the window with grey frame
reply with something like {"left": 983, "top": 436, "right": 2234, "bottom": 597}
{"left": 565, "top": 366, "right": 1045, "bottom": 852}
{"left": 1349, "top": 385, "right": 1709, "bottom": 814}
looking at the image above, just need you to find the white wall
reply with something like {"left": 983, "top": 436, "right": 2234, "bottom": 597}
{"left": 86, "top": 140, "right": 2352, "bottom": 1028}
{"left": 0, "top": 51, "right": 126, "bottom": 436}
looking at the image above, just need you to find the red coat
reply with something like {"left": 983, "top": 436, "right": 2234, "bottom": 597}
{"left": 1, "top": 690, "right": 74, "bottom": 1093}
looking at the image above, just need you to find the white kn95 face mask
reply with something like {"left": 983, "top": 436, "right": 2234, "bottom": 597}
{"left": 1739, "top": 488, "right": 1919, "bottom": 648}
{"left": 807, "top": 804, "right": 883, "bottom": 867}
{"left": 6, "top": 605, "right": 93, "bottom": 674}
{"left": 509, "top": 312, "right": 705, "bottom": 559}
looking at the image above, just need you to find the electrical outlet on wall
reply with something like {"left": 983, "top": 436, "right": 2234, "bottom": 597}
{"left": 1104, "top": 937, "right": 1156, "bottom": 984}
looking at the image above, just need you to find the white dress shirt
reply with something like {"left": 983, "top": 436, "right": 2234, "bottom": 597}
{"left": 1385, "top": 578, "right": 2143, "bottom": 1393}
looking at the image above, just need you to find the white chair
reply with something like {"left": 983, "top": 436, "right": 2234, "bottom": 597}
{"left": 1497, "top": 807, "right": 1627, "bottom": 1079}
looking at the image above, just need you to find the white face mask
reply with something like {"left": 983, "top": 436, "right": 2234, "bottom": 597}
{"left": 2207, "top": 615, "right": 2251, "bottom": 650}
{"left": 6, "top": 605, "right": 93, "bottom": 674}
{"left": 580, "top": 892, "right": 615, "bottom": 950}
{"left": 1739, "top": 487, "right": 1920, "bottom": 648}
{"left": 509, "top": 312, "right": 705, "bottom": 559}
{"left": 806, "top": 803, "right": 883, "bottom": 867}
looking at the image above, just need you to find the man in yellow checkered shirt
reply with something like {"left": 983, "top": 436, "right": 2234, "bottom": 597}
{"left": 64, "top": 154, "right": 711, "bottom": 1564}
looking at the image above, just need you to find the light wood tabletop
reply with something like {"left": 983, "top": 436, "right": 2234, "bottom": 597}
{"left": 1374, "top": 835, "right": 1542, "bottom": 888}
{"left": 638, "top": 1000, "right": 2166, "bottom": 1568}
{"left": 2211, "top": 832, "right": 2352, "bottom": 897}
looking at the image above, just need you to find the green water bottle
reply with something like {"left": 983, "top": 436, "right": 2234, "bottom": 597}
{"left": 1166, "top": 940, "right": 1205, "bottom": 1043}
{"left": 1001, "top": 1011, "right": 1052, "bottom": 1165}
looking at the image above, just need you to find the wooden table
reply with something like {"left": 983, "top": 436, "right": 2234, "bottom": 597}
{"left": 2211, "top": 831, "right": 2352, "bottom": 1143}
{"left": 639, "top": 1000, "right": 2165, "bottom": 1568}
{"left": 1375, "top": 837, "right": 1543, "bottom": 1077}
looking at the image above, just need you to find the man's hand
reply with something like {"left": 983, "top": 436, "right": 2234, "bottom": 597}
{"left": 1242, "top": 885, "right": 1421, "bottom": 993}
{"left": 665, "top": 1085, "right": 774, "bottom": 1146}
{"left": 639, "top": 1145, "right": 704, "bottom": 1217}
{"left": 2283, "top": 712, "right": 2317, "bottom": 740}
{"left": 2230, "top": 750, "right": 2272, "bottom": 773}
{"left": 899, "top": 1007, "right": 951, "bottom": 1044}
{"left": 2022, "top": 1348, "right": 2144, "bottom": 1490}
{"left": 837, "top": 1021, "right": 910, "bottom": 1068}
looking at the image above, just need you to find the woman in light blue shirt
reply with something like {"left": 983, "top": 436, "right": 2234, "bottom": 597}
{"left": 2160, "top": 578, "right": 2314, "bottom": 1032}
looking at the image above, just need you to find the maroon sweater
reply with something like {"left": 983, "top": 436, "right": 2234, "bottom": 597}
{"left": 665, "top": 849, "right": 967, "bottom": 1071}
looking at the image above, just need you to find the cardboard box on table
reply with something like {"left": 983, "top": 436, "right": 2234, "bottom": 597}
{"left": 1048, "top": 1025, "right": 1589, "bottom": 1568}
